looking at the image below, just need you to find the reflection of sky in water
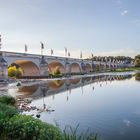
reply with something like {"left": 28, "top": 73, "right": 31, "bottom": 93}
{"left": 1, "top": 73, "right": 140, "bottom": 140}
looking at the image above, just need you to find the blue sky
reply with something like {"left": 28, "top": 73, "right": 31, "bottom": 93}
{"left": 0, "top": 0, "right": 140, "bottom": 58}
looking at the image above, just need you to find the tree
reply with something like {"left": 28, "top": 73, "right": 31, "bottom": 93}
{"left": 53, "top": 66, "right": 61, "bottom": 76}
{"left": 134, "top": 58, "right": 140, "bottom": 67}
{"left": 134, "top": 55, "right": 140, "bottom": 67}
{"left": 8, "top": 66, "right": 23, "bottom": 77}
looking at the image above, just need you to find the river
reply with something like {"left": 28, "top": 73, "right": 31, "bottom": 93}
{"left": 1, "top": 72, "right": 140, "bottom": 140}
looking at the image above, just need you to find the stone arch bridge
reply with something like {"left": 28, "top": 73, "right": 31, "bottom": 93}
{"left": 0, "top": 51, "right": 131, "bottom": 79}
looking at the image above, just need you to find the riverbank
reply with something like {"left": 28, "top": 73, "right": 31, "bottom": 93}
{"left": 0, "top": 96, "right": 97, "bottom": 140}
{"left": 111, "top": 67, "right": 140, "bottom": 72}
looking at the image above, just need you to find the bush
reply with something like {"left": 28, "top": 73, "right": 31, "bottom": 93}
{"left": 0, "top": 103, "right": 18, "bottom": 139}
{"left": 0, "top": 96, "right": 16, "bottom": 105}
{"left": 53, "top": 66, "right": 61, "bottom": 76}
{"left": 8, "top": 66, "right": 23, "bottom": 77}
{"left": 0, "top": 114, "right": 62, "bottom": 140}
{"left": 0, "top": 96, "right": 62, "bottom": 140}
{"left": 0, "top": 103, "right": 18, "bottom": 119}
{"left": 135, "top": 73, "right": 140, "bottom": 81}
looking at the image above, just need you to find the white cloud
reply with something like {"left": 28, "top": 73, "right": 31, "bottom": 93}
{"left": 121, "top": 10, "right": 128, "bottom": 16}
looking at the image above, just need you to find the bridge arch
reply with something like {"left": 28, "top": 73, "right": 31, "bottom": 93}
{"left": 70, "top": 63, "right": 81, "bottom": 73}
{"left": 48, "top": 61, "right": 65, "bottom": 74}
{"left": 10, "top": 60, "right": 40, "bottom": 76}
{"left": 85, "top": 63, "right": 92, "bottom": 72}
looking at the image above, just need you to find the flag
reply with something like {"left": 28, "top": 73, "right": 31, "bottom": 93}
{"left": 40, "top": 42, "right": 44, "bottom": 49}
{"left": 68, "top": 52, "right": 70, "bottom": 57}
{"left": 80, "top": 51, "right": 82, "bottom": 59}
{"left": 25, "top": 44, "right": 28, "bottom": 53}
{"left": 40, "top": 42, "right": 44, "bottom": 55}
{"left": 51, "top": 49, "right": 53, "bottom": 55}
{"left": 0, "top": 35, "right": 1, "bottom": 43}
{"left": 65, "top": 47, "right": 67, "bottom": 57}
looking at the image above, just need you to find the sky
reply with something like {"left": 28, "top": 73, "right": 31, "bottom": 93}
{"left": 0, "top": 0, "right": 140, "bottom": 58}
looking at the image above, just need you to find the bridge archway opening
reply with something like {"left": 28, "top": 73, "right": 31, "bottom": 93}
{"left": 70, "top": 63, "right": 81, "bottom": 73}
{"left": 100, "top": 64, "right": 105, "bottom": 70}
{"left": 48, "top": 61, "right": 65, "bottom": 74}
{"left": 85, "top": 64, "right": 92, "bottom": 72}
{"left": 9, "top": 60, "right": 40, "bottom": 76}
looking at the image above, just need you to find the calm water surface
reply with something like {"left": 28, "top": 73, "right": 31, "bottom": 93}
{"left": 1, "top": 72, "right": 140, "bottom": 140}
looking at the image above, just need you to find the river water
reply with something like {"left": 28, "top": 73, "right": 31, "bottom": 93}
{"left": 1, "top": 72, "right": 140, "bottom": 140}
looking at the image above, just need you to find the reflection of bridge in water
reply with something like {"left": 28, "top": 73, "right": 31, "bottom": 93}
{"left": 17, "top": 74, "right": 133, "bottom": 100}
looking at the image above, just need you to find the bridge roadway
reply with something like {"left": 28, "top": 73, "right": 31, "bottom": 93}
{"left": 0, "top": 51, "right": 132, "bottom": 81}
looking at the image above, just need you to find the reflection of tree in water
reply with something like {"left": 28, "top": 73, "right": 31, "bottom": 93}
{"left": 48, "top": 80, "right": 64, "bottom": 89}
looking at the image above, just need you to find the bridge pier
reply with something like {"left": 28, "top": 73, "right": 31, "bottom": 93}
{"left": 40, "top": 56, "right": 49, "bottom": 76}
{"left": 81, "top": 61, "right": 86, "bottom": 74}
{"left": 0, "top": 53, "right": 8, "bottom": 82}
{"left": 65, "top": 58, "right": 71, "bottom": 75}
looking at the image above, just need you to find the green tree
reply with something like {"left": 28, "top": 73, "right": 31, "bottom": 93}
{"left": 134, "top": 58, "right": 140, "bottom": 67}
{"left": 8, "top": 66, "right": 23, "bottom": 77}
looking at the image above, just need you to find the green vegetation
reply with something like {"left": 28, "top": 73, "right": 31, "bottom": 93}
{"left": 8, "top": 65, "right": 23, "bottom": 78}
{"left": 0, "top": 114, "right": 62, "bottom": 140}
{"left": 135, "top": 73, "right": 140, "bottom": 81}
{"left": 0, "top": 96, "right": 62, "bottom": 140}
{"left": 0, "top": 102, "right": 18, "bottom": 119}
{"left": 111, "top": 67, "right": 140, "bottom": 72}
{"left": 52, "top": 66, "right": 62, "bottom": 77}
{"left": 95, "top": 65, "right": 100, "bottom": 71}
{"left": 62, "top": 125, "right": 97, "bottom": 140}
{"left": 134, "top": 55, "right": 140, "bottom": 67}
{"left": 0, "top": 96, "right": 97, "bottom": 140}
{"left": 0, "top": 95, "right": 16, "bottom": 105}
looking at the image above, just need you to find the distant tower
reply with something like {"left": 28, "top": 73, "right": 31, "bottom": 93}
{"left": 40, "top": 56, "right": 49, "bottom": 76}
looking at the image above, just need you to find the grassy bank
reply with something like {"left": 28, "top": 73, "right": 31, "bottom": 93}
{"left": 0, "top": 96, "right": 97, "bottom": 140}
{"left": 111, "top": 67, "right": 140, "bottom": 72}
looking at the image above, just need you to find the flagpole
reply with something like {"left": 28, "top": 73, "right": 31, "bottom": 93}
{"left": 65, "top": 47, "right": 67, "bottom": 57}
{"left": 25, "top": 44, "right": 27, "bottom": 54}
{"left": 40, "top": 42, "right": 44, "bottom": 56}
{"left": 0, "top": 35, "right": 2, "bottom": 51}
{"left": 80, "top": 51, "right": 82, "bottom": 59}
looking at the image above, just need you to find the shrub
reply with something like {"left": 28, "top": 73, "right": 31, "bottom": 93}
{"left": 0, "top": 103, "right": 18, "bottom": 119}
{"left": 0, "top": 96, "right": 16, "bottom": 105}
{"left": 0, "top": 114, "right": 62, "bottom": 140}
{"left": 8, "top": 66, "right": 23, "bottom": 77}
{"left": 135, "top": 73, "right": 140, "bottom": 81}
{"left": 53, "top": 66, "right": 61, "bottom": 76}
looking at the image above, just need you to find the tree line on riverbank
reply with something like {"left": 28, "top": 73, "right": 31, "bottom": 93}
{"left": 87, "top": 54, "right": 140, "bottom": 67}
